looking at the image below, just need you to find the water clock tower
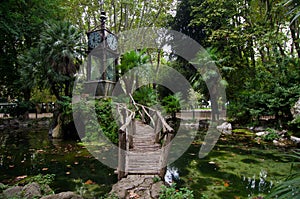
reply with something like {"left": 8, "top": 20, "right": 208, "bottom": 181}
{"left": 85, "top": 1, "right": 118, "bottom": 96}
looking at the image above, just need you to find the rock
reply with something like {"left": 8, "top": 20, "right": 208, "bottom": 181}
{"left": 217, "top": 122, "right": 232, "bottom": 135}
{"left": 278, "top": 130, "right": 287, "bottom": 136}
{"left": 256, "top": 131, "right": 268, "bottom": 136}
{"left": 2, "top": 186, "right": 23, "bottom": 198}
{"left": 273, "top": 140, "right": 279, "bottom": 146}
{"left": 41, "top": 184, "right": 54, "bottom": 195}
{"left": 40, "top": 191, "right": 83, "bottom": 199}
{"left": 51, "top": 123, "right": 62, "bottom": 139}
{"left": 150, "top": 181, "right": 164, "bottom": 198}
{"left": 291, "top": 98, "right": 300, "bottom": 118}
{"left": 22, "top": 182, "right": 42, "bottom": 199}
{"left": 253, "top": 126, "right": 265, "bottom": 132}
{"left": 291, "top": 136, "right": 300, "bottom": 144}
{"left": 110, "top": 175, "right": 163, "bottom": 199}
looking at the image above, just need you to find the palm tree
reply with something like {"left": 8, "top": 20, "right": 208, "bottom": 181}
{"left": 38, "top": 21, "right": 84, "bottom": 139}
{"left": 117, "top": 50, "right": 149, "bottom": 94}
{"left": 283, "top": 0, "right": 300, "bottom": 23}
{"left": 39, "top": 21, "right": 84, "bottom": 100}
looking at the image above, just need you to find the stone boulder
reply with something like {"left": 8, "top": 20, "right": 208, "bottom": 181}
{"left": 110, "top": 175, "right": 165, "bottom": 199}
{"left": 2, "top": 186, "right": 23, "bottom": 198}
{"left": 291, "top": 136, "right": 300, "bottom": 144}
{"left": 291, "top": 98, "right": 300, "bottom": 118}
{"left": 40, "top": 191, "right": 83, "bottom": 199}
{"left": 22, "top": 182, "right": 42, "bottom": 199}
{"left": 217, "top": 122, "right": 232, "bottom": 135}
{"left": 256, "top": 131, "right": 268, "bottom": 137}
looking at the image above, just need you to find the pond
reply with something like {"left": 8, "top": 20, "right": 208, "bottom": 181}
{"left": 0, "top": 121, "right": 296, "bottom": 198}
{"left": 0, "top": 124, "right": 117, "bottom": 197}
{"left": 170, "top": 126, "right": 295, "bottom": 199}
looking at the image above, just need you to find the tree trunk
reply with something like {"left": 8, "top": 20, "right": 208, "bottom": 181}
{"left": 290, "top": 21, "right": 300, "bottom": 58}
{"left": 22, "top": 88, "right": 31, "bottom": 119}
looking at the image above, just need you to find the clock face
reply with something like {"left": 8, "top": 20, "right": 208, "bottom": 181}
{"left": 106, "top": 33, "right": 118, "bottom": 51}
{"left": 88, "top": 31, "right": 102, "bottom": 49}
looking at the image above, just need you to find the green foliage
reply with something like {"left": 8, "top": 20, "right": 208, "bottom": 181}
{"left": 162, "top": 93, "right": 184, "bottom": 119}
{"left": 75, "top": 98, "right": 118, "bottom": 144}
{"left": 56, "top": 96, "right": 74, "bottom": 132}
{"left": 283, "top": 0, "right": 300, "bottom": 24}
{"left": 26, "top": 174, "right": 55, "bottom": 186}
{"left": 159, "top": 184, "right": 194, "bottom": 199}
{"left": 133, "top": 86, "right": 158, "bottom": 107}
{"left": 262, "top": 128, "right": 280, "bottom": 141}
{"left": 289, "top": 115, "right": 300, "bottom": 133}
{"left": 95, "top": 98, "right": 119, "bottom": 144}
{"left": 173, "top": 0, "right": 300, "bottom": 128}
{"left": 118, "top": 50, "right": 149, "bottom": 75}
{"left": 38, "top": 20, "right": 84, "bottom": 99}
{"left": 0, "top": 0, "right": 65, "bottom": 99}
{"left": 267, "top": 150, "right": 300, "bottom": 198}
{"left": 153, "top": 176, "right": 161, "bottom": 183}
{"left": 99, "top": 193, "right": 119, "bottom": 199}
{"left": 0, "top": 183, "right": 8, "bottom": 191}
{"left": 8, "top": 101, "right": 35, "bottom": 118}
{"left": 62, "top": 0, "right": 174, "bottom": 33}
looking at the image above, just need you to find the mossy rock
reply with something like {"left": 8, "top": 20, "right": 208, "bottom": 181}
{"left": 232, "top": 129, "right": 254, "bottom": 136}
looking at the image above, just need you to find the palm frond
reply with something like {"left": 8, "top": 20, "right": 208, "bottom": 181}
{"left": 267, "top": 149, "right": 300, "bottom": 199}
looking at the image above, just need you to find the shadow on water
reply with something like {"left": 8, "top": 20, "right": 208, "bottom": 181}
{"left": 0, "top": 127, "right": 117, "bottom": 195}
{"left": 169, "top": 126, "right": 295, "bottom": 199}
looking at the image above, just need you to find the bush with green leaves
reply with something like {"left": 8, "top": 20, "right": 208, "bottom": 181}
{"left": 133, "top": 86, "right": 158, "bottom": 107}
{"left": 262, "top": 128, "right": 280, "bottom": 141}
{"left": 162, "top": 93, "right": 184, "bottom": 119}
{"left": 73, "top": 98, "right": 118, "bottom": 144}
{"left": 95, "top": 98, "right": 119, "bottom": 144}
{"left": 289, "top": 115, "right": 300, "bottom": 136}
{"left": 159, "top": 184, "right": 194, "bottom": 199}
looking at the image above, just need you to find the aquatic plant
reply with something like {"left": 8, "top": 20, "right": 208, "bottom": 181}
{"left": 159, "top": 183, "right": 194, "bottom": 199}
{"left": 267, "top": 150, "right": 300, "bottom": 199}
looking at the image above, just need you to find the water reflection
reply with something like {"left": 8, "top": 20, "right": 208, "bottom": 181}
{"left": 243, "top": 169, "right": 272, "bottom": 197}
{"left": 0, "top": 128, "right": 116, "bottom": 193}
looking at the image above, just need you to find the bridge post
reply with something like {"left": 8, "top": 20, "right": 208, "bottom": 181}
{"left": 118, "top": 130, "right": 126, "bottom": 180}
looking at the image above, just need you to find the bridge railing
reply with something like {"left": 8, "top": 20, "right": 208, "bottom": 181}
{"left": 116, "top": 103, "right": 135, "bottom": 179}
{"left": 131, "top": 101, "right": 174, "bottom": 178}
{"left": 116, "top": 96, "right": 175, "bottom": 179}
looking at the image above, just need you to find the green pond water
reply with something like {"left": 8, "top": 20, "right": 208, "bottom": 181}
{"left": 0, "top": 123, "right": 296, "bottom": 199}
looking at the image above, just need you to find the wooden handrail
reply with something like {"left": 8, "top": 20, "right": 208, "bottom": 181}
{"left": 115, "top": 100, "right": 174, "bottom": 180}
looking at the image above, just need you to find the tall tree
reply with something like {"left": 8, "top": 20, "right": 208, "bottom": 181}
{"left": 62, "top": 0, "right": 175, "bottom": 34}
{"left": 172, "top": 0, "right": 300, "bottom": 127}
{"left": 0, "top": 0, "right": 64, "bottom": 101}
{"left": 38, "top": 21, "right": 84, "bottom": 100}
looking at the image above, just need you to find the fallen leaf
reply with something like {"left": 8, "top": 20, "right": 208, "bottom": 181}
{"left": 15, "top": 175, "right": 27, "bottom": 180}
{"left": 234, "top": 196, "right": 240, "bottom": 199}
{"left": 85, "top": 179, "right": 93, "bottom": 185}
{"left": 42, "top": 168, "right": 48, "bottom": 171}
{"left": 74, "top": 161, "right": 79, "bottom": 165}
{"left": 224, "top": 182, "right": 230, "bottom": 187}
{"left": 9, "top": 165, "right": 14, "bottom": 168}
{"left": 66, "top": 172, "right": 71, "bottom": 175}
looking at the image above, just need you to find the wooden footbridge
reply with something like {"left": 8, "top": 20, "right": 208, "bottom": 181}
{"left": 116, "top": 97, "right": 174, "bottom": 180}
